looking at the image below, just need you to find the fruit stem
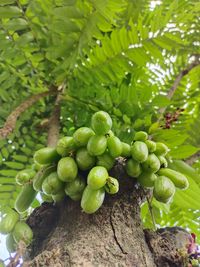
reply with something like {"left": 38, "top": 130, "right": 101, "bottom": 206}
{"left": 145, "top": 192, "right": 157, "bottom": 231}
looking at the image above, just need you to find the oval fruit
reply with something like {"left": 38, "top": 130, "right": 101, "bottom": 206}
{"left": 134, "top": 131, "right": 148, "bottom": 141}
{"left": 97, "top": 152, "right": 115, "bottom": 170}
{"left": 56, "top": 136, "right": 76, "bottom": 156}
{"left": 13, "top": 221, "right": 33, "bottom": 246}
{"left": 33, "top": 165, "right": 56, "bottom": 192}
{"left": 69, "top": 192, "right": 82, "bottom": 201}
{"left": 154, "top": 142, "right": 169, "bottom": 156}
{"left": 137, "top": 172, "right": 157, "bottom": 188}
{"left": 158, "top": 156, "right": 168, "bottom": 168}
{"left": 34, "top": 147, "right": 60, "bottom": 165}
{"left": 107, "top": 136, "right": 122, "bottom": 158}
{"left": 81, "top": 186, "right": 105, "bottom": 214}
{"left": 73, "top": 127, "right": 95, "bottom": 147}
{"left": 16, "top": 169, "right": 36, "bottom": 185}
{"left": 57, "top": 157, "right": 78, "bottom": 182}
{"left": 52, "top": 190, "right": 65, "bottom": 202}
{"left": 145, "top": 140, "right": 156, "bottom": 153}
{"left": 105, "top": 177, "right": 119, "bottom": 194}
{"left": 64, "top": 175, "right": 86, "bottom": 196}
{"left": 157, "top": 168, "right": 189, "bottom": 189}
{"left": 0, "top": 209, "right": 19, "bottom": 235}
{"left": 75, "top": 148, "right": 96, "bottom": 170}
{"left": 125, "top": 158, "right": 141, "bottom": 177}
{"left": 91, "top": 111, "right": 112, "bottom": 135}
{"left": 87, "top": 135, "right": 107, "bottom": 156}
{"left": 121, "top": 142, "right": 131, "bottom": 157}
{"left": 131, "top": 141, "right": 148, "bottom": 163}
{"left": 142, "top": 154, "right": 160, "bottom": 173}
{"left": 87, "top": 166, "right": 108, "bottom": 189}
{"left": 15, "top": 184, "right": 37, "bottom": 213}
{"left": 42, "top": 172, "right": 64, "bottom": 195}
{"left": 153, "top": 176, "right": 175, "bottom": 203}
{"left": 6, "top": 233, "right": 17, "bottom": 253}
{"left": 41, "top": 192, "right": 53, "bottom": 203}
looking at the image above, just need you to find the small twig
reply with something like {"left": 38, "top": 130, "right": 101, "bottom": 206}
{"left": 185, "top": 152, "right": 200, "bottom": 166}
{"left": 0, "top": 89, "right": 56, "bottom": 140}
{"left": 145, "top": 191, "right": 157, "bottom": 231}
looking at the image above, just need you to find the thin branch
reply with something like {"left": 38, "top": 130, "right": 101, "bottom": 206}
{"left": 185, "top": 151, "right": 200, "bottom": 166}
{"left": 47, "top": 84, "right": 65, "bottom": 147}
{"left": 0, "top": 90, "right": 55, "bottom": 140}
{"left": 158, "top": 56, "right": 200, "bottom": 121}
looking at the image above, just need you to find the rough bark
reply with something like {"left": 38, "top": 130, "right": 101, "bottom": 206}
{"left": 23, "top": 161, "right": 192, "bottom": 267}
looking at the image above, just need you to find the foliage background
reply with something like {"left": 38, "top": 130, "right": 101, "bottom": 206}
{"left": 0, "top": 0, "right": 200, "bottom": 257}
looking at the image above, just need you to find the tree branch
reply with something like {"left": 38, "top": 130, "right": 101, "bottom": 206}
{"left": 185, "top": 151, "right": 200, "bottom": 166}
{"left": 0, "top": 90, "right": 56, "bottom": 140}
{"left": 158, "top": 56, "right": 200, "bottom": 120}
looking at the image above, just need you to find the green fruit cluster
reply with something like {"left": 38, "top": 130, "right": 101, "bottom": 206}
{"left": 0, "top": 207, "right": 33, "bottom": 253}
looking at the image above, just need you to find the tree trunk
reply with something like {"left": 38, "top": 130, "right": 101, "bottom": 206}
{"left": 24, "top": 162, "right": 191, "bottom": 267}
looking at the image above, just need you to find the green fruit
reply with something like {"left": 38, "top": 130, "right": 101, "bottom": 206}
{"left": 75, "top": 148, "right": 96, "bottom": 170}
{"left": 52, "top": 190, "right": 65, "bottom": 202}
{"left": 0, "top": 209, "right": 19, "bottom": 235}
{"left": 16, "top": 169, "right": 36, "bottom": 185}
{"left": 69, "top": 192, "right": 82, "bottom": 201}
{"left": 15, "top": 184, "right": 37, "bottom": 213}
{"left": 57, "top": 157, "right": 78, "bottom": 182}
{"left": 6, "top": 233, "right": 17, "bottom": 253}
{"left": 106, "top": 130, "right": 114, "bottom": 138}
{"left": 73, "top": 127, "right": 95, "bottom": 147}
{"left": 107, "top": 136, "right": 122, "bottom": 158}
{"left": 154, "top": 142, "right": 169, "bottom": 156}
{"left": 32, "top": 162, "right": 43, "bottom": 171}
{"left": 56, "top": 136, "right": 76, "bottom": 156}
{"left": 121, "top": 142, "right": 131, "bottom": 157}
{"left": 125, "top": 158, "right": 142, "bottom": 177}
{"left": 34, "top": 147, "right": 60, "bottom": 165}
{"left": 145, "top": 140, "right": 156, "bottom": 153}
{"left": 157, "top": 168, "right": 189, "bottom": 189}
{"left": 137, "top": 172, "right": 157, "bottom": 188}
{"left": 153, "top": 176, "right": 175, "bottom": 203}
{"left": 142, "top": 154, "right": 160, "bottom": 173}
{"left": 87, "top": 166, "right": 108, "bottom": 189}
{"left": 87, "top": 135, "right": 107, "bottom": 156}
{"left": 81, "top": 186, "right": 105, "bottom": 214}
{"left": 42, "top": 172, "right": 64, "bottom": 195}
{"left": 91, "top": 111, "right": 112, "bottom": 135}
{"left": 134, "top": 131, "right": 148, "bottom": 141}
{"left": 33, "top": 165, "right": 56, "bottom": 192}
{"left": 131, "top": 141, "right": 148, "bottom": 163}
{"left": 64, "top": 175, "right": 86, "bottom": 196}
{"left": 13, "top": 221, "right": 33, "bottom": 246}
{"left": 97, "top": 152, "right": 115, "bottom": 170}
{"left": 40, "top": 192, "right": 53, "bottom": 203}
{"left": 158, "top": 156, "right": 168, "bottom": 168}
{"left": 105, "top": 177, "right": 119, "bottom": 194}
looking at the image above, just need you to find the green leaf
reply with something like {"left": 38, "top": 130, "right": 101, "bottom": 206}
{"left": 170, "top": 145, "right": 200, "bottom": 159}
{"left": 0, "top": 6, "right": 22, "bottom": 18}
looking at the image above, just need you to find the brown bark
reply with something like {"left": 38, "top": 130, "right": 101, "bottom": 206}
{"left": 23, "top": 161, "right": 191, "bottom": 267}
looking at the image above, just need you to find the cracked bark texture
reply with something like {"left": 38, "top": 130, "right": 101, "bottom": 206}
{"left": 24, "top": 162, "right": 190, "bottom": 267}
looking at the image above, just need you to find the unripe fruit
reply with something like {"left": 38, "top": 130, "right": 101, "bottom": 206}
{"left": 91, "top": 111, "right": 112, "bottom": 135}
{"left": 6, "top": 233, "right": 17, "bottom": 253}
{"left": 34, "top": 147, "right": 60, "bottom": 165}
{"left": 0, "top": 209, "right": 19, "bottom": 235}
{"left": 75, "top": 148, "right": 96, "bottom": 170}
{"left": 154, "top": 142, "right": 169, "bottom": 156}
{"left": 57, "top": 157, "right": 78, "bottom": 182}
{"left": 142, "top": 154, "right": 160, "bottom": 173}
{"left": 87, "top": 166, "right": 108, "bottom": 189}
{"left": 131, "top": 141, "right": 148, "bottom": 163}
{"left": 15, "top": 184, "right": 37, "bottom": 213}
{"left": 16, "top": 169, "right": 36, "bottom": 185}
{"left": 97, "top": 152, "right": 115, "bottom": 170}
{"left": 73, "top": 127, "right": 95, "bottom": 147}
{"left": 56, "top": 136, "right": 76, "bottom": 156}
{"left": 40, "top": 192, "right": 53, "bottom": 203}
{"left": 42, "top": 172, "right": 64, "bottom": 195}
{"left": 153, "top": 176, "right": 175, "bottom": 203}
{"left": 52, "top": 190, "right": 65, "bottom": 202}
{"left": 137, "top": 172, "right": 157, "bottom": 188}
{"left": 13, "top": 221, "right": 33, "bottom": 246}
{"left": 105, "top": 177, "right": 119, "bottom": 194}
{"left": 64, "top": 175, "right": 86, "bottom": 196}
{"left": 121, "top": 142, "right": 131, "bottom": 157}
{"left": 134, "top": 131, "right": 148, "bottom": 141}
{"left": 87, "top": 135, "right": 107, "bottom": 156}
{"left": 145, "top": 140, "right": 156, "bottom": 153}
{"left": 125, "top": 158, "right": 141, "bottom": 177}
{"left": 81, "top": 186, "right": 105, "bottom": 214}
{"left": 33, "top": 165, "right": 56, "bottom": 192}
{"left": 158, "top": 156, "right": 168, "bottom": 168}
{"left": 107, "top": 136, "right": 122, "bottom": 158}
